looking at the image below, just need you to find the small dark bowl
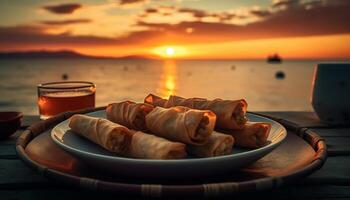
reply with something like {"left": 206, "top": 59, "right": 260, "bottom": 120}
{"left": 0, "top": 112, "right": 23, "bottom": 140}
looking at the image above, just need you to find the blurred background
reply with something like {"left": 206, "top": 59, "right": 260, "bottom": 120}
{"left": 0, "top": 0, "right": 349, "bottom": 114}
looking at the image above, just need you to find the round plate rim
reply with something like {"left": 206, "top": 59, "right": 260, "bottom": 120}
{"left": 51, "top": 111, "right": 287, "bottom": 163}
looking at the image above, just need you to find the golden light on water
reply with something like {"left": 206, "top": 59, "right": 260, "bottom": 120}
{"left": 152, "top": 46, "right": 187, "bottom": 58}
{"left": 158, "top": 60, "right": 177, "bottom": 98}
{"left": 165, "top": 76, "right": 175, "bottom": 95}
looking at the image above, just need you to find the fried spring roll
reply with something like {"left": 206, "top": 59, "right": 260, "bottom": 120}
{"left": 106, "top": 101, "right": 154, "bottom": 131}
{"left": 145, "top": 106, "right": 216, "bottom": 145}
{"left": 130, "top": 131, "right": 187, "bottom": 159}
{"left": 144, "top": 94, "right": 248, "bottom": 130}
{"left": 187, "top": 132, "right": 234, "bottom": 157}
{"left": 69, "top": 114, "right": 133, "bottom": 154}
{"left": 69, "top": 114, "right": 187, "bottom": 159}
{"left": 223, "top": 122, "right": 271, "bottom": 149}
{"left": 144, "top": 94, "right": 168, "bottom": 107}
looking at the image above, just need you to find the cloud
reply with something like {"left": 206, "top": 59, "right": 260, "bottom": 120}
{"left": 43, "top": 3, "right": 82, "bottom": 14}
{"left": 303, "top": 0, "right": 323, "bottom": 9}
{"left": 140, "top": 6, "right": 236, "bottom": 23}
{"left": 272, "top": 0, "right": 300, "bottom": 9}
{"left": 216, "top": 13, "right": 236, "bottom": 22}
{"left": 0, "top": 25, "right": 160, "bottom": 51}
{"left": 250, "top": 9, "right": 271, "bottom": 17}
{"left": 1, "top": 0, "right": 349, "bottom": 51}
{"left": 40, "top": 19, "right": 92, "bottom": 25}
{"left": 119, "top": 0, "right": 146, "bottom": 6}
{"left": 137, "top": 1, "right": 350, "bottom": 43}
{"left": 145, "top": 8, "right": 158, "bottom": 13}
{"left": 119, "top": 0, "right": 145, "bottom": 5}
{"left": 271, "top": 0, "right": 345, "bottom": 10}
{"left": 140, "top": 6, "right": 177, "bottom": 19}
{"left": 178, "top": 8, "right": 208, "bottom": 18}
{"left": 177, "top": 7, "right": 236, "bottom": 22}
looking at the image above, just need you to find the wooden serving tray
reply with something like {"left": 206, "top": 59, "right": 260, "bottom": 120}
{"left": 15, "top": 107, "right": 327, "bottom": 198}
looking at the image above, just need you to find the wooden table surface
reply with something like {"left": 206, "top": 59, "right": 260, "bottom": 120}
{"left": 1, "top": 112, "right": 350, "bottom": 200}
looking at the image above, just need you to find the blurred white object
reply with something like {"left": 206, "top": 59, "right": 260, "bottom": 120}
{"left": 311, "top": 63, "right": 350, "bottom": 125}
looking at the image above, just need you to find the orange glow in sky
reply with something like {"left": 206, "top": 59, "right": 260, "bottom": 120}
{"left": 180, "top": 34, "right": 350, "bottom": 60}
{"left": 29, "top": 34, "right": 349, "bottom": 60}
{"left": 1, "top": 0, "right": 350, "bottom": 59}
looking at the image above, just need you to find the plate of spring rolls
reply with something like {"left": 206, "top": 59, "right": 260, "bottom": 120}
{"left": 51, "top": 94, "right": 287, "bottom": 179}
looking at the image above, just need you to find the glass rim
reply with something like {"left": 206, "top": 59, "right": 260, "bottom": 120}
{"left": 37, "top": 81, "right": 95, "bottom": 90}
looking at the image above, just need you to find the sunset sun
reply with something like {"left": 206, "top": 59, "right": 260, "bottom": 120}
{"left": 166, "top": 47, "right": 175, "bottom": 56}
{"left": 152, "top": 46, "right": 187, "bottom": 58}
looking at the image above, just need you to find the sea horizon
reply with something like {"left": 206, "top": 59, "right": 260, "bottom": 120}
{"left": 1, "top": 49, "right": 349, "bottom": 61}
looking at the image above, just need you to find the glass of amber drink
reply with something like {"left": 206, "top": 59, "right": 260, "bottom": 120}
{"left": 37, "top": 81, "right": 96, "bottom": 119}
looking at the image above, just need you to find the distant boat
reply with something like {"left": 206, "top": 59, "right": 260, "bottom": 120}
{"left": 61, "top": 73, "right": 69, "bottom": 80}
{"left": 267, "top": 54, "right": 282, "bottom": 63}
{"left": 275, "top": 71, "right": 285, "bottom": 79}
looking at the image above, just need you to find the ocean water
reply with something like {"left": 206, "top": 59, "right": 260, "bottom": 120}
{"left": 0, "top": 58, "right": 324, "bottom": 115}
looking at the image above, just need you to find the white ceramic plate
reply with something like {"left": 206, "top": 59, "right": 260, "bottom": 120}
{"left": 51, "top": 110, "right": 287, "bottom": 179}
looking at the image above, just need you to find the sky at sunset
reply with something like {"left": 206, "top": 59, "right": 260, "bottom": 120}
{"left": 1, "top": 0, "right": 350, "bottom": 59}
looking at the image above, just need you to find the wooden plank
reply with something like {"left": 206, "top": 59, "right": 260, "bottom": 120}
{"left": 265, "top": 185, "right": 350, "bottom": 199}
{"left": 307, "top": 128, "right": 350, "bottom": 156}
{"left": 327, "top": 146, "right": 350, "bottom": 157}
{"left": 0, "top": 156, "right": 349, "bottom": 198}
{"left": 311, "top": 128, "right": 350, "bottom": 137}
{"left": 257, "top": 111, "right": 329, "bottom": 128}
{"left": 323, "top": 137, "right": 350, "bottom": 147}
{"left": 0, "top": 186, "right": 350, "bottom": 200}
{"left": 0, "top": 145, "right": 17, "bottom": 159}
{"left": 0, "top": 189, "right": 137, "bottom": 200}
{"left": 307, "top": 156, "right": 350, "bottom": 184}
{"left": 0, "top": 159, "right": 48, "bottom": 185}
{"left": 1, "top": 156, "right": 349, "bottom": 186}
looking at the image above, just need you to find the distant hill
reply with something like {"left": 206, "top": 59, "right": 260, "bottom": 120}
{"left": 0, "top": 50, "right": 108, "bottom": 59}
{"left": 0, "top": 50, "right": 159, "bottom": 60}
{"left": 116, "top": 54, "right": 161, "bottom": 60}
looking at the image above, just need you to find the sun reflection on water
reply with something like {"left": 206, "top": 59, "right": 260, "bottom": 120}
{"left": 158, "top": 60, "right": 177, "bottom": 98}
